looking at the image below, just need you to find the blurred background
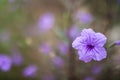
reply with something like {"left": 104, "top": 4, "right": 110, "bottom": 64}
{"left": 0, "top": 0, "right": 120, "bottom": 80}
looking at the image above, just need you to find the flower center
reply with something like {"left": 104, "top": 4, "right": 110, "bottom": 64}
{"left": 87, "top": 44, "right": 94, "bottom": 50}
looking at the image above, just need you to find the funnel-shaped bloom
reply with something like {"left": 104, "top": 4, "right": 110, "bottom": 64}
{"left": 72, "top": 28, "right": 107, "bottom": 63}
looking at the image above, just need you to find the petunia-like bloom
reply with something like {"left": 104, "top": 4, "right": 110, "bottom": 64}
{"left": 0, "top": 54, "right": 12, "bottom": 72}
{"left": 72, "top": 28, "right": 107, "bottom": 63}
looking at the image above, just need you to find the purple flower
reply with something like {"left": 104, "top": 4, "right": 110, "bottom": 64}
{"left": 0, "top": 54, "right": 12, "bottom": 72}
{"left": 72, "top": 28, "right": 107, "bottom": 63}
{"left": 23, "top": 65, "right": 37, "bottom": 77}
{"left": 37, "top": 13, "right": 55, "bottom": 32}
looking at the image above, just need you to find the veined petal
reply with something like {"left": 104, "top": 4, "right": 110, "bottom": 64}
{"left": 72, "top": 36, "right": 86, "bottom": 50}
{"left": 92, "top": 46, "right": 107, "bottom": 61}
{"left": 94, "top": 33, "right": 107, "bottom": 47}
{"left": 81, "top": 28, "right": 95, "bottom": 36}
{"left": 78, "top": 48, "right": 93, "bottom": 63}
{"left": 81, "top": 28, "right": 95, "bottom": 44}
{"left": 79, "top": 56, "right": 92, "bottom": 63}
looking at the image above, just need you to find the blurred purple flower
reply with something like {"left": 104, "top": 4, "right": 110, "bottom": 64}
{"left": 84, "top": 77, "right": 94, "bottom": 80}
{"left": 76, "top": 11, "right": 93, "bottom": 24}
{"left": 37, "top": 13, "right": 55, "bottom": 32}
{"left": 58, "top": 42, "right": 69, "bottom": 54}
{"left": 91, "top": 65, "right": 102, "bottom": 74}
{"left": 12, "top": 52, "right": 23, "bottom": 66}
{"left": 0, "top": 54, "right": 12, "bottom": 72}
{"left": 40, "top": 43, "right": 52, "bottom": 55}
{"left": 42, "top": 74, "right": 54, "bottom": 80}
{"left": 114, "top": 40, "right": 120, "bottom": 45}
{"left": 69, "top": 25, "right": 81, "bottom": 40}
{"left": 52, "top": 56, "right": 64, "bottom": 68}
{"left": 72, "top": 28, "right": 107, "bottom": 63}
{"left": 23, "top": 65, "right": 37, "bottom": 77}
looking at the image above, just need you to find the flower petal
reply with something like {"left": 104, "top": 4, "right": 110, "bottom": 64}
{"left": 81, "top": 28, "right": 95, "bottom": 37}
{"left": 79, "top": 55, "right": 92, "bottom": 63}
{"left": 94, "top": 33, "right": 107, "bottom": 47}
{"left": 92, "top": 46, "right": 107, "bottom": 61}
{"left": 81, "top": 28, "right": 96, "bottom": 44}
{"left": 72, "top": 36, "right": 86, "bottom": 50}
{"left": 78, "top": 47, "right": 93, "bottom": 63}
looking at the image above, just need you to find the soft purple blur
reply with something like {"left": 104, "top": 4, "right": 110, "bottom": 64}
{"left": 69, "top": 25, "right": 81, "bottom": 40}
{"left": 84, "top": 77, "right": 94, "bottom": 80}
{"left": 23, "top": 65, "right": 38, "bottom": 77}
{"left": 76, "top": 11, "right": 93, "bottom": 24}
{"left": 114, "top": 40, "right": 120, "bottom": 45}
{"left": 11, "top": 52, "right": 23, "bottom": 66}
{"left": 52, "top": 56, "right": 64, "bottom": 68}
{"left": 40, "top": 43, "right": 52, "bottom": 55}
{"left": 37, "top": 12, "right": 55, "bottom": 32}
{"left": 0, "top": 54, "right": 12, "bottom": 72}
{"left": 58, "top": 42, "right": 69, "bottom": 54}
{"left": 91, "top": 65, "right": 102, "bottom": 74}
